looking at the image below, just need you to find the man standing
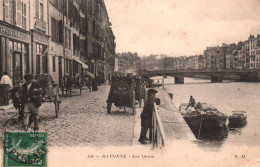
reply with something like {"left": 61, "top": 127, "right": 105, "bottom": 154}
{"left": 139, "top": 89, "right": 158, "bottom": 144}
{"left": 108, "top": 73, "right": 111, "bottom": 85}
{"left": 0, "top": 72, "right": 13, "bottom": 105}
{"left": 0, "top": 71, "right": 13, "bottom": 88}
{"left": 21, "top": 73, "right": 42, "bottom": 131}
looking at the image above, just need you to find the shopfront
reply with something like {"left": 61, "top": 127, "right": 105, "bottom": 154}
{"left": 0, "top": 23, "right": 31, "bottom": 85}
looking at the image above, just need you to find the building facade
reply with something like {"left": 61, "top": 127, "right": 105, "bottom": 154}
{"left": 0, "top": 0, "right": 116, "bottom": 85}
{"left": 0, "top": 0, "right": 31, "bottom": 85}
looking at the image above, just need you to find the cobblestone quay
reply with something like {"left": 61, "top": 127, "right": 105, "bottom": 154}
{"left": 0, "top": 85, "right": 135, "bottom": 147}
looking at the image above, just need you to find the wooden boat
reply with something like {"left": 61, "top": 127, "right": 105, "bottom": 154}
{"left": 179, "top": 103, "right": 228, "bottom": 130}
{"left": 228, "top": 111, "right": 247, "bottom": 126}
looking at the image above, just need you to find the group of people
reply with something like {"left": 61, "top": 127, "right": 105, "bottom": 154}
{"left": 1, "top": 73, "right": 43, "bottom": 131}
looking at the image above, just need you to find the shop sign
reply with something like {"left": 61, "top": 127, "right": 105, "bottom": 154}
{"left": 0, "top": 24, "right": 30, "bottom": 42}
{"left": 33, "top": 32, "right": 49, "bottom": 45}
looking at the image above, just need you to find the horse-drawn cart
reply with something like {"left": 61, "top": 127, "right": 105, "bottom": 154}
{"left": 43, "top": 84, "right": 60, "bottom": 118}
{"left": 35, "top": 74, "right": 61, "bottom": 118}
{"left": 106, "top": 77, "right": 136, "bottom": 115}
{"left": 11, "top": 74, "right": 61, "bottom": 118}
{"left": 61, "top": 75, "right": 83, "bottom": 96}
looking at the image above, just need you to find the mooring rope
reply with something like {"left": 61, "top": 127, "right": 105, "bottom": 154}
{"left": 198, "top": 114, "right": 203, "bottom": 140}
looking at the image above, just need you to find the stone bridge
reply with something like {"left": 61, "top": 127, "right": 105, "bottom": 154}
{"left": 144, "top": 69, "right": 260, "bottom": 84}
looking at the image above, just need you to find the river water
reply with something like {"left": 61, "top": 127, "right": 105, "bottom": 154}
{"left": 156, "top": 77, "right": 260, "bottom": 152}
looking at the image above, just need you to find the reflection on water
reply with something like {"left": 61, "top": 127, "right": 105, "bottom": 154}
{"left": 164, "top": 77, "right": 260, "bottom": 151}
{"left": 228, "top": 121, "right": 248, "bottom": 129}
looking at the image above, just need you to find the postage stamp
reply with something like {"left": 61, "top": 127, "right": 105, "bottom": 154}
{"left": 3, "top": 131, "right": 47, "bottom": 167}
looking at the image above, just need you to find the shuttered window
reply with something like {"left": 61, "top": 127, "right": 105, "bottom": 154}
{"left": 40, "top": 3, "right": 44, "bottom": 21}
{"left": 22, "top": 2, "right": 26, "bottom": 29}
{"left": 4, "top": 0, "right": 14, "bottom": 24}
{"left": 4, "top": 0, "right": 9, "bottom": 22}
{"left": 51, "top": 17, "right": 56, "bottom": 42}
{"left": 9, "top": 0, "right": 13, "bottom": 24}
{"left": 35, "top": 0, "right": 39, "bottom": 19}
{"left": 16, "top": 0, "right": 22, "bottom": 27}
{"left": 68, "top": 29, "right": 71, "bottom": 49}
{"left": 51, "top": 18, "right": 63, "bottom": 44}
{"left": 58, "top": 20, "right": 63, "bottom": 43}
{"left": 65, "top": 27, "right": 67, "bottom": 47}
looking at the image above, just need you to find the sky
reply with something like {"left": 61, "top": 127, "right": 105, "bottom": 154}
{"left": 104, "top": 0, "right": 260, "bottom": 57}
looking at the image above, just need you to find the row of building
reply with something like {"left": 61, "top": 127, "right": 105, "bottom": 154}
{"left": 164, "top": 34, "right": 260, "bottom": 70}
{"left": 0, "top": 0, "right": 116, "bottom": 86}
{"left": 116, "top": 52, "right": 141, "bottom": 74}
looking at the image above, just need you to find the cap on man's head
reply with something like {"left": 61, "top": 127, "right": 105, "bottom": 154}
{"left": 24, "top": 73, "right": 34, "bottom": 81}
{"left": 148, "top": 89, "right": 158, "bottom": 95}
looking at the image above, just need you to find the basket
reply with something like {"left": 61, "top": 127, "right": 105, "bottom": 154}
{"left": 46, "top": 86, "right": 59, "bottom": 97}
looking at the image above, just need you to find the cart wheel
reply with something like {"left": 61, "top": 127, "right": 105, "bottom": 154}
{"left": 107, "top": 103, "right": 112, "bottom": 114}
{"left": 80, "top": 85, "right": 82, "bottom": 95}
{"left": 132, "top": 91, "right": 136, "bottom": 115}
{"left": 55, "top": 96, "right": 60, "bottom": 118}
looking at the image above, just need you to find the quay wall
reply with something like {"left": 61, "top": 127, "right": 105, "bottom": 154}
{"left": 155, "top": 88, "right": 196, "bottom": 141}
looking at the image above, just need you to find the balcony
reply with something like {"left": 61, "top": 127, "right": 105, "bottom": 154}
{"left": 34, "top": 18, "right": 47, "bottom": 32}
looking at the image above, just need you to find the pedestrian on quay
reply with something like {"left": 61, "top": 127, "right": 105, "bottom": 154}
{"left": 21, "top": 73, "right": 42, "bottom": 131}
{"left": 92, "top": 77, "right": 98, "bottom": 91}
{"left": 0, "top": 71, "right": 13, "bottom": 105}
{"left": 0, "top": 71, "right": 13, "bottom": 88}
{"left": 108, "top": 73, "right": 111, "bottom": 85}
{"left": 138, "top": 89, "right": 158, "bottom": 144}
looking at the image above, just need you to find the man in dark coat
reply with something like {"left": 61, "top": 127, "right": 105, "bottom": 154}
{"left": 21, "top": 73, "right": 42, "bottom": 131}
{"left": 138, "top": 89, "right": 158, "bottom": 144}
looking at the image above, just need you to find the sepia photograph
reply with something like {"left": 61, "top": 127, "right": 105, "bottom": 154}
{"left": 0, "top": 0, "right": 260, "bottom": 166}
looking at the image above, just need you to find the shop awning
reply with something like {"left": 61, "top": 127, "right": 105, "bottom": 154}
{"left": 73, "top": 57, "right": 88, "bottom": 69}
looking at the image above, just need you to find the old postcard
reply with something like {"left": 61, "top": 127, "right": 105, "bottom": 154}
{"left": 0, "top": 0, "right": 260, "bottom": 166}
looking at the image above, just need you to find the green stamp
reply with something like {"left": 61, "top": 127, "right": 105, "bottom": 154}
{"left": 3, "top": 131, "right": 47, "bottom": 167}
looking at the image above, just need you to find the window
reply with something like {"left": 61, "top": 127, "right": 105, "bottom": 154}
{"left": 53, "top": 56, "right": 56, "bottom": 72}
{"left": 42, "top": 54, "right": 48, "bottom": 73}
{"left": 36, "top": 44, "right": 47, "bottom": 74}
{"left": 51, "top": 17, "right": 63, "bottom": 43}
{"left": 51, "top": 17, "right": 56, "bottom": 42}
{"left": 4, "top": 0, "right": 9, "bottom": 22}
{"left": 68, "top": 29, "right": 71, "bottom": 49}
{"left": 65, "top": 27, "right": 67, "bottom": 47}
{"left": 40, "top": 3, "right": 44, "bottom": 20}
{"left": 36, "top": 55, "right": 41, "bottom": 74}
{"left": 16, "top": 0, "right": 22, "bottom": 27}
{"left": 58, "top": 20, "right": 63, "bottom": 43}
{"left": 22, "top": 2, "right": 26, "bottom": 29}
{"left": 65, "top": 59, "right": 70, "bottom": 74}
{"left": 4, "top": 0, "right": 15, "bottom": 24}
{"left": 36, "top": 0, "right": 39, "bottom": 18}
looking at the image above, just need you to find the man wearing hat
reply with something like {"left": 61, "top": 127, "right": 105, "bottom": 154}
{"left": 21, "top": 73, "right": 42, "bottom": 131}
{"left": 139, "top": 88, "right": 158, "bottom": 144}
